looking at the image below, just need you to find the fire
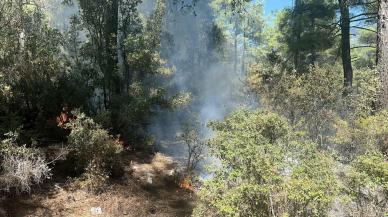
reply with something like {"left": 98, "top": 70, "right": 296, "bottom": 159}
{"left": 56, "top": 105, "right": 76, "bottom": 129}
{"left": 179, "top": 176, "right": 194, "bottom": 191}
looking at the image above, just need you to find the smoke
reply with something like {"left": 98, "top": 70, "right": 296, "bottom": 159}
{"left": 142, "top": 0, "right": 257, "bottom": 174}
{"left": 42, "top": 0, "right": 79, "bottom": 32}
{"left": 40, "top": 0, "right": 256, "bottom": 175}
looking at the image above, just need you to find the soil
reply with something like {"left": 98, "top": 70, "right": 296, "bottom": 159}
{"left": 0, "top": 152, "right": 196, "bottom": 217}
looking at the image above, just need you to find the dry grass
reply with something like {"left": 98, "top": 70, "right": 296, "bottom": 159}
{"left": 131, "top": 153, "right": 177, "bottom": 185}
{"left": 0, "top": 152, "right": 196, "bottom": 217}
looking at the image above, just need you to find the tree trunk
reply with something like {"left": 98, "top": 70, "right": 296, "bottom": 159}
{"left": 241, "top": 31, "right": 246, "bottom": 74}
{"left": 339, "top": 0, "right": 353, "bottom": 89}
{"left": 234, "top": 32, "right": 238, "bottom": 74}
{"left": 378, "top": 0, "right": 388, "bottom": 108}
{"left": 117, "top": 0, "right": 128, "bottom": 94}
{"left": 293, "top": 0, "right": 302, "bottom": 72}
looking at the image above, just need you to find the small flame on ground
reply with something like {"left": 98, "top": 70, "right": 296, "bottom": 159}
{"left": 179, "top": 176, "right": 194, "bottom": 192}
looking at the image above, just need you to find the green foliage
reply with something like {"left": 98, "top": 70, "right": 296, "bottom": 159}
{"left": 351, "top": 68, "right": 381, "bottom": 117}
{"left": 0, "top": 0, "right": 174, "bottom": 146}
{"left": 246, "top": 46, "right": 385, "bottom": 215}
{"left": 358, "top": 111, "right": 388, "bottom": 155}
{"left": 352, "top": 153, "right": 388, "bottom": 190}
{"left": 0, "top": 0, "right": 93, "bottom": 141}
{"left": 110, "top": 0, "right": 174, "bottom": 144}
{"left": 277, "top": 0, "right": 337, "bottom": 71}
{"left": 332, "top": 110, "right": 388, "bottom": 161}
{"left": 194, "top": 110, "right": 289, "bottom": 217}
{"left": 211, "top": 0, "right": 264, "bottom": 72}
{"left": 247, "top": 64, "right": 386, "bottom": 217}
{"left": 287, "top": 151, "right": 338, "bottom": 216}
{"left": 126, "top": 0, "right": 170, "bottom": 78}
{"left": 342, "top": 153, "right": 388, "bottom": 216}
{"left": 249, "top": 64, "right": 343, "bottom": 144}
{"left": 249, "top": 64, "right": 381, "bottom": 146}
{"left": 211, "top": 0, "right": 264, "bottom": 42}
{"left": 352, "top": 28, "right": 377, "bottom": 70}
{"left": 77, "top": 0, "right": 173, "bottom": 145}
{"left": 194, "top": 109, "right": 338, "bottom": 217}
{"left": 0, "top": 1, "right": 385, "bottom": 215}
{"left": 66, "top": 112, "right": 122, "bottom": 177}
{"left": 78, "top": 158, "right": 110, "bottom": 193}
{"left": 68, "top": 0, "right": 171, "bottom": 146}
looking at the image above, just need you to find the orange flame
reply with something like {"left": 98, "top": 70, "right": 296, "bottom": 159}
{"left": 179, "top": 177, "right": 194, "bottom": 191}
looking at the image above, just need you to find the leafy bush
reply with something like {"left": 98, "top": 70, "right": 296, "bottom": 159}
{"left": 0, "top": 132, "right": 50, "bottom": 194}
{"left": 78, "top": 159, "right": 110, "bottom": 193}
{"left": 287, "top": 150, "right": 338, "bottom": 216}
{"left": 349, "top": 68, "right": 381, "bottom": 118}
{"left": 342, "top": 153, "right": 388, "bottom": 216}
{"left": 66, "top": 111, "right": 123, "bottom": 179}
{"left": 331, "top": 110, "right": 388, "bottom": 161}
{"left": 357, "top": 111, "right": 388, "bottom": 155}
{"left": 193, "top": 109, "right": 338, "bottom": 217}
{"left": 249, "top": 64, "right": 343, "bottom": 145}
{"left": 249, "top": 64, "right": 381, "bottom": 152}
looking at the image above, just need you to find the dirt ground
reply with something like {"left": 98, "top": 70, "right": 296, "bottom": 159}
{"left": 0, "top": 152, "right": 196, "bottom": 217}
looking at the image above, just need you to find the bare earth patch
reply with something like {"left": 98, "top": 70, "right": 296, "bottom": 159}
{"left": 0, "top": 152, "right": 196, "bottom": 217}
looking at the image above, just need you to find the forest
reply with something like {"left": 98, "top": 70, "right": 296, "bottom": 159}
{"left": 0, "top": 0, "right": 387, "bottom": 216}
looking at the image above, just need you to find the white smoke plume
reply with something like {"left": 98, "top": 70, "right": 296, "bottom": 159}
{"left": 142, "top": 0, "right": 257, "bottom": 174}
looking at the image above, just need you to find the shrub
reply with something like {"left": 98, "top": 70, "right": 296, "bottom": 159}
{"left": 287, "top": 150, "right": 338, "bottom": 216}
{"left": 0, "top": 132, "right": 51, "bottom": 194}
{"left": 357, "top": 111, "right": 388, "bottom": 155}
{"left": 78, "top": 159, "right": 109, "bottom": 193}
{"left": 193, "top": 109, "right": 338, "bottom": 217}
{"left": 177, "top": 120, "right": 205, "bottom": 173}
{"left": 331, "top": 110, "right": 388, "bottom": 161}
{"left": 248, "top": 64, "right": 380, "bottom": 148}
{"left": 249, "top": 64, "right": 343, "bottom": 145}
{"left": 350, "top": 68, "right": 381, "bottom": 118}
{"left": 343, "top": 153, "right": 388, "bottom": 216}
{"left": 66, "top": 111, "right": 123, "bottom": 178}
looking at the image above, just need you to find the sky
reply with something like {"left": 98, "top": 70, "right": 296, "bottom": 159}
{"left": 264, "top": 0, "right": 293, "bottom": 16}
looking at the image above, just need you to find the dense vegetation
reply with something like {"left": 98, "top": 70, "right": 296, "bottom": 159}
{"left": 0, "top": 0, "right": 387, "bottom": 216}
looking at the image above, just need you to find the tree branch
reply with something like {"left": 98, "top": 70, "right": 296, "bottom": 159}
{"left": 351, "top": 0, "right": 378, "bottom": 6}
{"left": 350, "top": 16, "right": 378, "bottom": 23}
{"left": 350, "top": 13, "right": 378, "bottom": 21}
{"left": 351, "top": 26, "right": 377, "bottom": 33}
{"left": 351, "top": 45, "right": 376, "bottom": 49}
{"left": 334, "top": 33, "right": 356, "bottom": 38}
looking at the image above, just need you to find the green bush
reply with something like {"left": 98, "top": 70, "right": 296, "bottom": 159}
{"left": 342, "top": 153, "right": 388, "bottom": 216}
{"left": 193, "top": 109, "right": 338, "bottom": 217}
{"left": 66, "top": 111, "right": 123, "bottom": 179}
{"left": 287, "top": 150, "right": 338, "bottom": 216}
{"left": 331, "top": 110, "right": 388, "bottom": 161}
{"left": 249, "top": 64, "right": 343, "bottom": 145}
{"left": 249, "top": 64, "right": 380, "bottom": 148}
